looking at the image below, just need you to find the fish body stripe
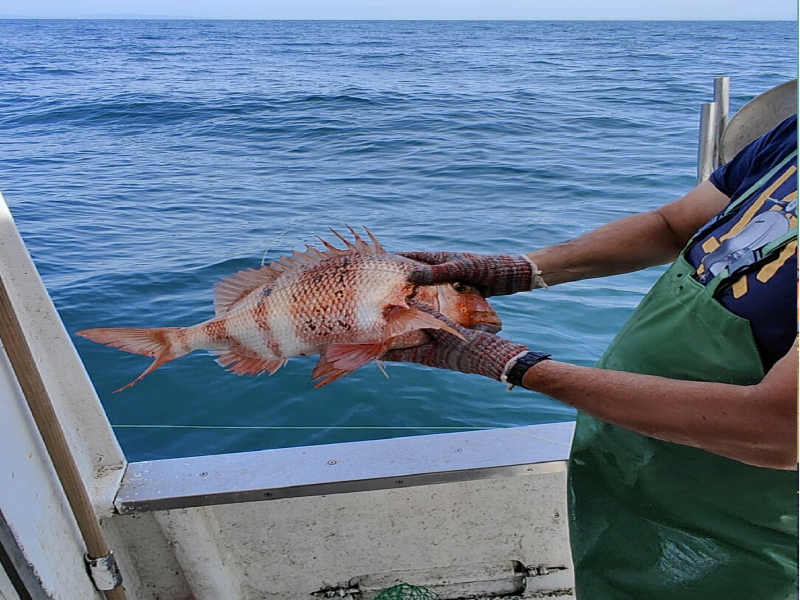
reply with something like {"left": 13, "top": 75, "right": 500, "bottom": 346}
{"left": 175, "top": 328, "right": 191, "bottom": 354}
{"left": 221, "top": 308, "right": 262, "bottom": 358}
{"left": 201, "top": 319, "right": 231, "bottom": 346}
{"left": 253, "top": 299, "right": 284, "bottom": 358}
{"left": 80, "top": 229, "right": 502, "bottom": 390}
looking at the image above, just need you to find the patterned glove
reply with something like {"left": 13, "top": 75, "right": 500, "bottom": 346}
{"left": 381, "top": 302, "right": 531, "bottom": 383}
{"left": 398, "top": 251, "right": 547, "bottom": 297}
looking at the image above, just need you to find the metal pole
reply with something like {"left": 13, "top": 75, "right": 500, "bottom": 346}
{"left": 0, "top": 273, "right": 127, "bottom": 600}
{"left": 697, "top": 101, "right": 719, "bottom": 185}
{"left": 713, "top": 77, "right": 730, "bottom": 168}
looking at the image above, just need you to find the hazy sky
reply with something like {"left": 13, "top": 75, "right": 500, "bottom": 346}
{"left": 0, "top": 0, "right": 796, "bottom": 20}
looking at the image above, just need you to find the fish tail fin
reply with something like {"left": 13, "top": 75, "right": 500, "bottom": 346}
{"left": 76, "top": 326, "right": 189, "bottom": 392}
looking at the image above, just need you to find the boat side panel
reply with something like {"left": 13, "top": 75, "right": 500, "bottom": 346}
{"left": 0, "top": 561, "right": 21, "bottom": 600}
{"left": 0, "top": 345, "right": 103, "bottom": 600}
{"left": 114, "top": 467, "right": 574, "bottom": 600}
{"left": 0, "top": 193, "right": 126, "bottom": 515}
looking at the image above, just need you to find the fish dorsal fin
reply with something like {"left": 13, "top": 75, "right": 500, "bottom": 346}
{"left": 304, "top": 225, "right": 385, "bottom": 263}
{"left": 213, "top": 266, "right": 283, "bottom": 315}
{"left": 214, "top": 226, "right": 386, "bottom": 315}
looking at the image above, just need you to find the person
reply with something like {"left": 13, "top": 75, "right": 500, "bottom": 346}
{"left": 385, "top": 113, "right": 798, "bottom": 600}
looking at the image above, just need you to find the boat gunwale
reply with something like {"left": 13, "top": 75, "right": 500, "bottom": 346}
{"left": 115, "top": 421, "right": 574, "bottom": 514}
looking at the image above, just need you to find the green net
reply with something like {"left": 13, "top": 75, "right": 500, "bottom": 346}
{"left": 373, "top": 583, "right": 440, "bottom": 600}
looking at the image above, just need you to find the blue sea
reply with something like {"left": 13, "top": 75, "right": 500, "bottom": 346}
{"left": 0, "top": 20, "right": 795, "bottom": 461}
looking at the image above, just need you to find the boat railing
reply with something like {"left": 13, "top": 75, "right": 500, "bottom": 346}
{"left": 697, "top": 76, "right": 797, "bottom": 184}
{"left": 115, "top": 422, "right": 573, "bottom": 514}
{"left": 3, "top": 74, "right": 796, "bottom": 600}
{"left": 0, "top": 188, "right": 576, "bottom": 599}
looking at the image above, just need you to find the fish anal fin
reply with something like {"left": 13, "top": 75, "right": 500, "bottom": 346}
{"left": 213, "top": 348, "right": 288, "bottom": 376}
{"left": 383, "top": 305, "right": 466, "bottom": 341}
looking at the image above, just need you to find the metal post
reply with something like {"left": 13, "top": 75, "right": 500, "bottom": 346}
{"left": 697, "top": 101, "right": 719, "bottom": 184}
{"left": 713, "top": 77, "right": 730, "bottom": 168}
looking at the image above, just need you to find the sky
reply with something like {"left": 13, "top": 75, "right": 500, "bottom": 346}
{"left": 0, "top": 0, "right": 796, "bottom": 20}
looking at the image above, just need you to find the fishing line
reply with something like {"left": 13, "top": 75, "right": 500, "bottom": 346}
{"left": 260, "top": 220, "right": 307, "bottom": 266}
{"left": 111, "top": 424, "right": 495, "bottom": 430}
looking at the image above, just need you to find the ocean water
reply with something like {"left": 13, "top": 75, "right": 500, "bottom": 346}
{"left": 0, "top": 20, "right": 795, "bottom": 461}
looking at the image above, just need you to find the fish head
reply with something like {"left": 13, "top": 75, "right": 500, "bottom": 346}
{"left": 415, "top": 282, "right": 502, "bottom": 334}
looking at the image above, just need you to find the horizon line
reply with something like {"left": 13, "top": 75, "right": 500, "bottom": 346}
{"left": 0, "top": 16, "right": 796, "bottom": 21}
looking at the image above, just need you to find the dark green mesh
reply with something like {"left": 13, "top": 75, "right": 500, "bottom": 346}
{"left": 373, "top": 583, "right": 440, "bottom": 599}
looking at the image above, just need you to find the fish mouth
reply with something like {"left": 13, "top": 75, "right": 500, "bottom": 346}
{"left": 470, "top": 314, "right": 503, "bottom": 334}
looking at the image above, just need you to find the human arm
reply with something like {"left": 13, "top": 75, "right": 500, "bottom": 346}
{"left": 384, "top": 310, "right": 797, "bottom": 471}
{"left": 403, "top": 180, "right": 731, "bottom": 291}
{"left": 527, "top": 180, "right": 731, "bottom": 285}
{"left": 520, "top": 339, "right": 798, "bottom": 470}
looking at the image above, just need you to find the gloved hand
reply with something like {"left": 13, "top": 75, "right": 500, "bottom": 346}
{"left": 382, "top": 302, "right": 535, "bottom": 384}
{"left": 398, "top": 251, "right": 547, "bottom": 297}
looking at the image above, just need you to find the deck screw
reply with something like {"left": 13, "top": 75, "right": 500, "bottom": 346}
{"left": 327, "top": 460, "right": 337, "bottom": 465}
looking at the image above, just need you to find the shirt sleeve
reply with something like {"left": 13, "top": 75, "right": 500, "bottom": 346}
{"left": 709, "top": 114, "right": 797, "bottom": 200}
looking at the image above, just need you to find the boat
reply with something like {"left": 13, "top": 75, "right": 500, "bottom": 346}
{"left": 0, "top": 76, "right": 795, "bottom": 600}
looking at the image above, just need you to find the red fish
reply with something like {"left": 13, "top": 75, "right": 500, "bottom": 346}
{"left": 78, "top": 227, "right": 501, "bottom": 391}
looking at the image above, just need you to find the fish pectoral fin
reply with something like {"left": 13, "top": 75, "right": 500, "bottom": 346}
{"left": 213, "top": 351, "right": 288, "bottom": 376}
{"left": 311, "top": 341, "right": 389, "bottom": 388}
{"left": 384, "top": 305, "right": 467, "bottom": 340}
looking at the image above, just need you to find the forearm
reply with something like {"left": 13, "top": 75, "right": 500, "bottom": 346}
{"left": 521, "top": 359, "right": 797, "bottom": 470}
{"left": 528, "top": 181, "right": 731, "bottom": 286}
{"left": 526, "top": 209, "right": 681, "bottom": 286}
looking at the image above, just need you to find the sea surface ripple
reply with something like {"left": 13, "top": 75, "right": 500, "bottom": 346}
{"left": 0, "top": 19, "right": 795, "bottom": 460}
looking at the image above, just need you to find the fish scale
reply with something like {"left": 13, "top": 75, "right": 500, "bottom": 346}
{"left": 77, "top": 227, "right": 502, "bottom": 391}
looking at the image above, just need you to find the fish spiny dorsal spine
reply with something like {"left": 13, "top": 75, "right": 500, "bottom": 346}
{"left": 213, "top": 227, "right": 384, "bottom": 316}
{"left": 78, "top": 225, "right": 482, "bottom": 391}
{"left": 272, "top": 225, "right": 384, "bottom": 272}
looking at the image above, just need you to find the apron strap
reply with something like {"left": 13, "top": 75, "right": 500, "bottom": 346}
{"left": 761, "top": 224, "right": 799, "bottom": 256}
{"left": 720, "top": 149, "right": 797, "bottom": 217}
{"left": 687, "top": 149, "right": 798, "bottom": 248}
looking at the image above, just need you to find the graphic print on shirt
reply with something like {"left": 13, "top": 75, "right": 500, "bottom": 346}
{"left": 687, "top": 152, "right": 797, "bottom": 368}
{"left": 696, "top": 162, "right": 798, "bottom": 297}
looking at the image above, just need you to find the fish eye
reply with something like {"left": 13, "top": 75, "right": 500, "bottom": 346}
{"left": 452, "top": 282, "right": 472, "bottom": 294}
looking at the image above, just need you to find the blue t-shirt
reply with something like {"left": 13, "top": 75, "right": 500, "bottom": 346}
{"left": 685, "top": 115, "right": 797, "bottom": 370}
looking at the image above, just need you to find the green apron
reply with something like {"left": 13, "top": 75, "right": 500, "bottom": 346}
{"left": 568, "top": 153, "right": 799, "bottom": 600}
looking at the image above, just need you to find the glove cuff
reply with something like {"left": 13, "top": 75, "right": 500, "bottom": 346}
{"left": 520, "top": 255, "right": 548, "bottom": 290}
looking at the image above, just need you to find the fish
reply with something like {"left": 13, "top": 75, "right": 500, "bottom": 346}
{"left": 77, "top": 227, "right": 502, "bottom": 391}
